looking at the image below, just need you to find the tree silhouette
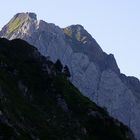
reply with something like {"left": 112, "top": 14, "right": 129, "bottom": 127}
{"left": 54, "top": 59, "right": 63, "bottom": 73}
{"left": 63, "top": 65, "right": 71, "bottom": 78}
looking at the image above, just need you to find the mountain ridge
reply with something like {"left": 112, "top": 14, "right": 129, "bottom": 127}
{"left": 0, "top": 12, "right": 140, "bottom": 139}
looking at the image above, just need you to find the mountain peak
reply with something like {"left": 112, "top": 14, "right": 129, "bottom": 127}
{"left": 63, "top": 24, "right": 91, "bottom": 42}
{"left": 67, "top": 24, "right": 84, "bottom": 30}
{"left": 0, "top": 12, "right": 37, "bottom": 37}
{"left": 14, "top": 12, "right": 37, "bottom": 20}
{"left": 63, "top": 24, "right": 84, "bottom": 35}
{"left": 26, "top": 12, "right": 37, "bottom": 20}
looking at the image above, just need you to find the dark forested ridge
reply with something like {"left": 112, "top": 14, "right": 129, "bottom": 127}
{"left": 0, "top": 38, "right": 135, "bottom": 140}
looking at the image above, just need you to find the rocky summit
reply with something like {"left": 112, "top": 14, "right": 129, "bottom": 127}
{"left": 0, "top": 12, "right": 140, "bottom": 139}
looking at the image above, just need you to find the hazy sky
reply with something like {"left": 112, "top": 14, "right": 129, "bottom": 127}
{"left": 0, "top": 0, "right": 140, "bottom": 79}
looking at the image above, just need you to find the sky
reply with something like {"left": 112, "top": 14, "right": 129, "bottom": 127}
{"left": 0, "top": 0, "right": 140, "bottom": 79}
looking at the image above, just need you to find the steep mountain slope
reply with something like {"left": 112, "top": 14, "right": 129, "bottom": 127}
{"left": 0, "top": 38, "right": 135, "bottom": 140}
{"left": 0, "top": 12, "right": 140, "bottom": 139}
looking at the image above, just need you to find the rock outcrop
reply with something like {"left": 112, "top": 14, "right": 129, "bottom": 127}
{"left": 0, "top": 12, "right": 140, "bottom": 139}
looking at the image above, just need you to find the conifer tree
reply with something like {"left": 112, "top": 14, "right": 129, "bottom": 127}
{"left": 63, "top": 65, "right": 71, "bottom": 77}
{"left": 54, "top": 59, "right": 63, "bottom": 73}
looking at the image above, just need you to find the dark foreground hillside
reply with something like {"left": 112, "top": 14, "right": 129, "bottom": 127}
{"left": 0, "top": 38, "right": 135, "bottom": 140}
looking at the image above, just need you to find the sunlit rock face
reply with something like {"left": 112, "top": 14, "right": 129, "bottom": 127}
{"left": 1, "top": 12, "right": 140, "bottom": 139}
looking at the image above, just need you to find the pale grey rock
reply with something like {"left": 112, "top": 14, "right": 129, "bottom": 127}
{"left": 97, "top": 70, "right": 133, "bottom": 121}
{"left": 96, "top": 70, "right": 140, "bottom": 139}
{"left": 0, "top": 12, "right": 140, "bottom": 139}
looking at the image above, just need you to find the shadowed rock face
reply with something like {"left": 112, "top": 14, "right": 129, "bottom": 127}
{"left": 0, "top": 12, "right": 140, "bottom": 139}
